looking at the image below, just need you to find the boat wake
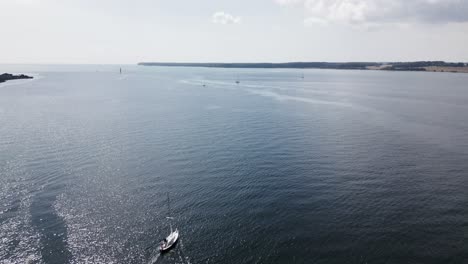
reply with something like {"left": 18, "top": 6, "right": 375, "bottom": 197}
{"left": 147, "top": 252, "right": 160, "bottom": 264}
{"left": 117, "top": 74, "right": 129, "bottom": 80}
{"left": 176, "top": 238, "right": 192, "bottom": 264}
{"left": 146, "top": 238, "right": 191, "bottom": 264}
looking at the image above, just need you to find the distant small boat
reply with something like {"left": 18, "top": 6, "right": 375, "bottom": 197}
{"left": 158, "top": 193, "right": 179, "bottom": 252}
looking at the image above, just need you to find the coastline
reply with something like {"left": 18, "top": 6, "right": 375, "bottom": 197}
{"left": 423, "top": 66, "right": 468, "bottom": 73}
{"left": 0, "top": 73, "right": 33, "bottom": 84}
{"left": 0, "top": 73, "right": 38, "bottom": 88}
{"left": 139, "top": 61, "right": 468, "bottom": 74}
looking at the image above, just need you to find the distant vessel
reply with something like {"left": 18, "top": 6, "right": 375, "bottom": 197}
{"left": 120, "top": 68, "right": 122, "bottom": 74}
{"left": 235, "top": 75, "right": 240, "bottom": 84}
{"left": 159, "top": 193, "right": 179, "bottom": 252}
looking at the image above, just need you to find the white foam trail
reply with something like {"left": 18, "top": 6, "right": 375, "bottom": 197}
{"left": 179, "top": 79, "right": 237, "bottom": 90}
{"left": 181, "top": 76, "right": 468, "bottom": 155}
{"left": 147, "top": 252, "right": 160, "bottom": 264}
{"left": 245, "top": 88, "right": 353, "bottom": 108}
{"left": 176, "top": 238, "right": 192, "bottom": 264}
{"left": 205, "top": 105, "right": 221, "bottom": 110}
{"left": 117, "top": 74, "right": 129, "bottom": 81}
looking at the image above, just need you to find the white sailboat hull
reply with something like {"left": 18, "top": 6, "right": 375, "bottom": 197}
{"left": 159, "top": 229, "right": 179, "bottom": 252}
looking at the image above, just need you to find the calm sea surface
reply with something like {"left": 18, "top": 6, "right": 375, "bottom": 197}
{"left": 1, "top": 65, "right": 467, "bottom": 264}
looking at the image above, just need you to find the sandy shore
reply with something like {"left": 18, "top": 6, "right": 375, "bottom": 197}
{"left": 366, "top": 65, "right": 468, "bottom": 73}
{"left": 424, "top": 66, "right": 468, "bottom": 73}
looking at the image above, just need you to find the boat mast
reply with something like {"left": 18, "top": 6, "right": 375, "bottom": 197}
{"left": 167, "top": 193, "right": 173, "bottom": 232}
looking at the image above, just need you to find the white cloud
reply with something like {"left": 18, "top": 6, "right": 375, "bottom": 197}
{"left": 212, "top": 11, "right": 241, "bottom": 25}
{"left": 275, "top": 0, "right": 468, "bottom": 26}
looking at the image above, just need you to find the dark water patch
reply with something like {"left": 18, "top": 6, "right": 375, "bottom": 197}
{"left": 30, "top": 183, "right": 71, "bottom": 264}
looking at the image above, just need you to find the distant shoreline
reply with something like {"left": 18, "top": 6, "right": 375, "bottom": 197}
{"left": 138, "top": 61, "right": 468, "bottom": 73}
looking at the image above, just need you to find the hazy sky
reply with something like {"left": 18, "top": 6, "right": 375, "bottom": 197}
{"left": 1, "top": 0, "right": 468, "bottom": 64}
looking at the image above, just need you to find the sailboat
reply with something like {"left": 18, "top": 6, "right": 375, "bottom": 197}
{"left": 159, "top": 193, "right": 179, "bottom": 252}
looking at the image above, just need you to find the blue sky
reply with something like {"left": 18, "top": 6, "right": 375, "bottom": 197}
{"left": 1, "top": 0, "right": 468, "bottom": 64}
